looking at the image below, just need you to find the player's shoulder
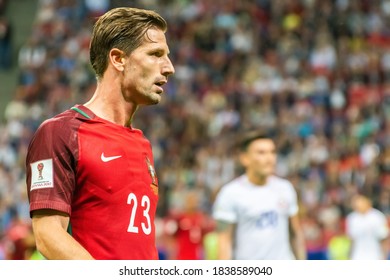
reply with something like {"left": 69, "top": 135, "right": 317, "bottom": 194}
{"left": 269, "top": 175, "right": 290, "bottom": 184}
{"left": 213, "top": 176, "right": 246, "bottom": 206}
{"left": 346, "top": 211, "right": 357, "bottom": 220}
{"left": 217, "top": 175, "right": 246, "bottom": 195}
{"left": 36, "top": 109, "right": 73, "bottom": 130}
{"left": 223, "top": 175, "right": 247, "bottom": 189}
{"left": 33, "top": 108, "right": 86, "bottom": 139}
{"left": 370, "top": 208, "right": 387, "bottom": 219}
{"left": 131, "top": 127, "right": 149, "bottom": 140}
{"left": 268, "top": 175, "right": 294, "bottom": 189}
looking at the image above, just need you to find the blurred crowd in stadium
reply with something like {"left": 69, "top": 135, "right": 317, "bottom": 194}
{"left": 1, "top": 0, "right": 390, "bottom": 260}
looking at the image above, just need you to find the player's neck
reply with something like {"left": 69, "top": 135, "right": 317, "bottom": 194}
{"left": 246, "top": 173, "right": 268, "bottom": 186}
{"left": 84, "top": 83, "right": 137, "bottom": 127}
{"left": 358, "top": 206, "right": 371, "bottom": 214}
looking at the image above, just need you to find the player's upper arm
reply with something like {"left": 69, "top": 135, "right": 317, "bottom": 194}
{"left": 31, "top": 209, "right": 95, "bottom": 260}
{"left": 215, "top": 219, "right": 234, "bottom": 234}
{"left": 215, "top": 220, "right": 235, "bottom": 247}
{"left": 289, "top": 213, "right": 302, "bottom": 235}
{"left": 31, "top": 209, "right": 70, "bottom": 253}
{"left": 215, "top": 219, "right": 235, "bottom": 260}
{"left": 32, "top": 209, "right": 70, "bottom": 233}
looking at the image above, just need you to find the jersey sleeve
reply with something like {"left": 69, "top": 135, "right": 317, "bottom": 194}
{"left": 212, "top": 185, "right": 238, "bottom": 224}
{"left": 285, "top": 181, "right": 299, "bottom": 217}
{"left": 345, "top": 213, "right": 357, "bottom": 238}
{"left": 345, "top": 215, "right": 352, "bottom": 236}
{"left": 26, "top": 117, "right": 78, "bottom": 216}
{"left": 375, "top": 211, "right": 389, "bottom": 240}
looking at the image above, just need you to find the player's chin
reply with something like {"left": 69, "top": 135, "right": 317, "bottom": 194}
{"left": 262, "top": 168, "right": 275, "bottom": 177}
{"left": 146, "top": 92, "right": 162, "bottom": 105}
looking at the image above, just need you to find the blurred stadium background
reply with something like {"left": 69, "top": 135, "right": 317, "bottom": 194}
{"left": 1, "top": 0, "right": 390, "bottom": 260}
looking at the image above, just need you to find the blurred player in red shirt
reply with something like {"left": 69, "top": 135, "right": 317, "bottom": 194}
{"left": 165, "top": 190, "right": 215, "bottom": 260}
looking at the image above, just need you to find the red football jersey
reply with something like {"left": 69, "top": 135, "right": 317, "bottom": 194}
{"left": 26, "top": 105, "right": 159, "bottom": 259}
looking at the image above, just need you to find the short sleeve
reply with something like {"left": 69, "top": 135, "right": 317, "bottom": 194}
{"left": 26, "top": 116, "right": 79, "bottom": 216}
{"left": 286, "top": 181, "right": 299, "bottom": 217}
{"left": 345, "top": 214, "right": 354, "bottom": 237}
{"left": 212, "top": 185, "right": 238, "bottom": 224}
{"left": 376, "top": 211, "right": 389, "bottom": 240}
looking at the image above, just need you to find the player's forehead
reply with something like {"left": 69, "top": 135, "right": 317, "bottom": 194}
{"left": 137, "top": 28, "right": 170, "bottom": 52}
{"left": 248, "top": 138, "right": 275, "bottom": 150}
{"left": 352, "top": 194, "right": 368, "bottom": 203}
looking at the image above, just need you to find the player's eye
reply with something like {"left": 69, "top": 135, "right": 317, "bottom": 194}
{"left": 150, "top": 51, "right": 163, "bottom": 57}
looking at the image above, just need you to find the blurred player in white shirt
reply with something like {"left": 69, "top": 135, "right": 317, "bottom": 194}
{"left": 212, "top": 131, "right": 306, "bottom": 260}
{"left": 346, "top": 194, "right": 389, "bottom": 260}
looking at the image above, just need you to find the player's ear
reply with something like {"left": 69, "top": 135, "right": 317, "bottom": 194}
{"left": 109, "top": 48, "right": 125, "bottom": 72}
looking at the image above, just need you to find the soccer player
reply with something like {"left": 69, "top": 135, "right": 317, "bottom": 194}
{"left": 346, "top": 193, "right": 389, "bottom": 260}
{"left": 25, "top": 7, "right": 175, "bottom": 260}
{"left": 164, "top": 190, "right": 215, "bottom": 260}
{"left": 212, "top": 131, "right": 306, "bottom": 260}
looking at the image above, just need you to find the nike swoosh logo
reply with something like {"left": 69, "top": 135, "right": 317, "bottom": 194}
{"left": 101, "top": 153, "right": 122, "bottom": 162}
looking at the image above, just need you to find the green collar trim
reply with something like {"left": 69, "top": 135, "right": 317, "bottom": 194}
{"left": 71, "top": 107, "right": 92, "bottom": 119}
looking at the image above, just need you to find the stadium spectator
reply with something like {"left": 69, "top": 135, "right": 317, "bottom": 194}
{"left": 0, "top": 15, "right": 11, "bottom": 69}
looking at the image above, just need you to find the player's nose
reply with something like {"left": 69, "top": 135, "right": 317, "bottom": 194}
{"left": 162, "top": 56, "right": 175, "bottom": 78}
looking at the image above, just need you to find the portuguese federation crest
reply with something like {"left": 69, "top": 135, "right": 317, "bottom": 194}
{"left": 145, "top": 156, "right": 158, "bottom": 195}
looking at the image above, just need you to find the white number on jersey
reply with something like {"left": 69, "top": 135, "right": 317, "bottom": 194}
{"left": 127, "top": 193, "right": 151, "bottom": 235}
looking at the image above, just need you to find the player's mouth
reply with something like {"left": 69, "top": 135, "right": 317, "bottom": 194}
{"left": 154, "top": 80, "right": 167, "bottom": 93}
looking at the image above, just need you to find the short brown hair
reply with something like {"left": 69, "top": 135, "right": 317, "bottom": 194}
{"left": 89, "top": 7, "right": 167, "bottom": 79}
{"left": 236, "top": 130, "right": 275, "bottom": 151}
